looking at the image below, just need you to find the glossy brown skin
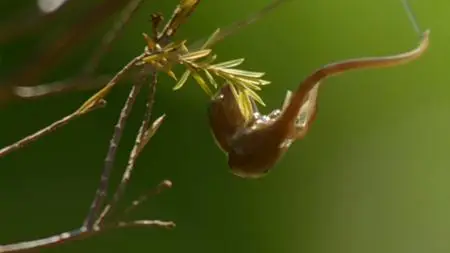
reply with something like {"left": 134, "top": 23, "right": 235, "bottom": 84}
{"left": 208, "top": 31, "right": 430, "bottom": 179}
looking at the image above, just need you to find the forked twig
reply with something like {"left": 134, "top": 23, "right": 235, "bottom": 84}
{"left": 95, "top": 72, "right": 161, "bottom": 225}
{"left": 0, "top": 2, "right": 186, "bottom": 251}
{"left": 0, "top": 218, "right": 174, "bottom": 253}
{"left": 83, "top": 80, "right": 144, "bottom": 229}
{"left": 0, "top": 45, "right": 146, "bottom": 159}
{"left": 84, "top": 0, "right": 204, "bottom": 228}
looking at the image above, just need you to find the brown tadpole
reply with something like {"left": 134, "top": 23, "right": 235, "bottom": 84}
{"left": 208, "top": 30, "right": 430, "bottom": 179}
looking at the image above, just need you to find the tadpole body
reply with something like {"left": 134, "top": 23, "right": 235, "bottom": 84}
{"left": 208, "top": 31, "right": 430, "bottom": 179}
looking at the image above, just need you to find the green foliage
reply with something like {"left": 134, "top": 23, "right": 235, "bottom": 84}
{"left": 141, "top": 29, "right": 271, "bottom": 121}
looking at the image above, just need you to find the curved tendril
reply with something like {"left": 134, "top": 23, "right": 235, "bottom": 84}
{"left": 278, "top": 31, "right": 430, "bottom": 128}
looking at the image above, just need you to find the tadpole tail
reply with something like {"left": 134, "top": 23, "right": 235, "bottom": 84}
{"left": 278, "top": 30, "right": 430, "bottom": 128}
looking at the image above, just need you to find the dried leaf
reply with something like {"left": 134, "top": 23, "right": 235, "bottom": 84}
{"left": 167, "top": 70, "right": 177, "bottom": 80}
{"left": 142, "top": 33, "right": 156, "bottom": 51}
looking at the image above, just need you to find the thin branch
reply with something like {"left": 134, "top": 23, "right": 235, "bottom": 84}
{"left": 0, "top": 100, "right": 105, "bottom": 159}
{"left": 90, "top": 2, "right": 196, "bottom": 227}
{"left": 82, "top": 0, "right": 191, "bottom": 231}
{"left": 0, "top": 218, "right": 174, "bottom": 253}
{"left": 123, "top": 180, "right": 173, "bottom": 217}
{"left": 75, "top": 53, "right": 145, "bottom": 114}
{"left": 0, "top": 228, "right": 89, "bottom": 253}
{"left": 115, "top": 219, "right": 175, "bottom": 229}
{"left": 95, "top": 72, "right": 159, "bottom": 225}
{"left": 83, "top": 81, "right": 144, "bottom": 229}
{"left": 10, "top": 75, "right": 113, "bottom": 99}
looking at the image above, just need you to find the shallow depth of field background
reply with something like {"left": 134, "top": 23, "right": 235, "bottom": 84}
{"left": 1, "top": 1, "right": 449, "bottom": 253}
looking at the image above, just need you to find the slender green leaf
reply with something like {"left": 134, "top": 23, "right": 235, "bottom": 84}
{"left": 210, "top": 58, "right": 244, "bottom": 69}
{"left": 257, "top": 79, "right": 271, "bottom": 85}
{"left": 164, "top": 40, "right": 187, "bottom": 51}
{"left": 173, "top": 70, "right": 191, "bottom": 90}
{"left": 195, "top": 54, "right": 217, "bottom": 68}
{"left": 181, "top": 49, "right": 212, "bottom": 61}
{"left": 219, "top": 68, "right": 265, "bottom": 78}
{"left": 245, "top": 87, "right": 266, "bottom": 106}
{"left": 228, "top": 83, "right": 240, "bottom": 106}
{"left": 201, "top": 28, "right": 221, "bottom": 49}
{"left": 191, "top": 70, "right": 213, "bottom": 97}
{"left": 203, "top": 69, "right": 218, "bottom": 89}
{"left": 238, "top": 76, "right": 271, "bottom": 86}
{"left": 238, "top": 91, "right": 253, "bottom": 120}
{"left": 234, "top": 77, "right": 262, "bottom": 91}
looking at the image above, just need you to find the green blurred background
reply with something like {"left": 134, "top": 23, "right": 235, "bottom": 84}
{"left": 1, "top": 0, "right": 450, "bottom": 252}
